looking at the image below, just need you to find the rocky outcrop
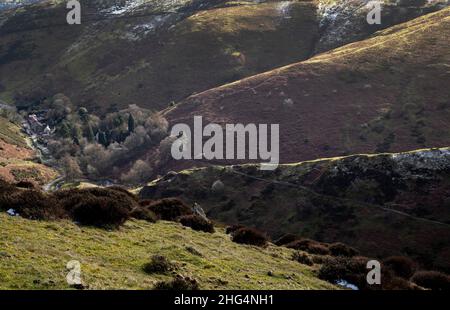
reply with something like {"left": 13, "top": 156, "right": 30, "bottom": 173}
{"left": 315, "top": 0, "right": 449, "bottom": 53}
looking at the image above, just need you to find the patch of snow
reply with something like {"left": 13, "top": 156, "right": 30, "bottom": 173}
{"left": 277, "top": 1, "right": 292, "bottom": 19}
{"left": 335, "top": 279, "right": 359, "bottom": 290}
{"left": 316, "top": 0, "right": 373, "bottom": 52}
{"left": 392, "top": 148, "right": 450, "bottom": 171}
{"left": 102, "top": 0, "right": 146, "bottom": 16}
{"left": 6, "top": 209, "right": 18, "bottom": 216}
{"left": 132, "top": 14, "right": 172, "bottom": 35}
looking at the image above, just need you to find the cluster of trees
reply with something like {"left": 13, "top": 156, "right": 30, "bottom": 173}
{"left": 43, "top": 94, "right": 172, "bottom": 184}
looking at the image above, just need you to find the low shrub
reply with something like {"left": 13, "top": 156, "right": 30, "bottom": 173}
{"left": 382, "top": 275, "right": 420, "bottom": 290}
{"left": 329, "top": 242, "right": 359, "bottom": 257}
{"left": 319, "top": 256, "right": 419, "bottom": 290}
{"left": 82, "top": 187, "right": 139, "bottom": 207}
{"left": 55, "top": 187, "right": 138, "bottom": 214}
{"left": 154, "top": 275, "right": 199, "bottom": 290}
{"left": 0, "top": 189, "right": 64, "bottom": 220}
{"left": 72, "top": 196, "right": 130, "bottom": 228}
{"left": 274, "top": 233, "right": 301, "bottom": 246}
{"left": 305, "top": 244, "right": 330, "bottom": 255}
{"left": 411, "top": 271, "right": 450, "bottom": 290}
{"left": 292, "top": 252, "right": 313, "bottom": 266}
{"left": 310, "top": 254, "right": 331, "bottom": 265}
{"left": 147, "top": 198, "right": 192, "bottom": 221}
{"left": 286, "top": 239, "right": 330, "bottom": 255}
{"left": 107, "top": 186, "right": 139, "bottom": 202}
{"left": 318, "top": 256, "right": 369, "bottom": 289}
{"left": 383, "top": 256, "right": 416, "bottom": 279}
{"left": 0, "top": 181, "right": 140, "bottom": 229}
{"left": 143, "top": 255, "right": 174, "bottom": 274}
{"left": 130, "top": 207, "right": 158, "bottom": 223}
{"left": 225, "top": 224, "right": 245, "bottom": 234}
{"left": 55, "top": 191, "right": 89, "bottom": 213}
{"left": 178, "top": 215, "right": 215, "bottom": 233}
{"left": 231, "top": 227, "right": 268, "bottom": 247}
{"left": 0, "top": 180, "right": 18, "bottom": 208}
{"left": 139, "top": 199, "right": 154, "bottom": 207}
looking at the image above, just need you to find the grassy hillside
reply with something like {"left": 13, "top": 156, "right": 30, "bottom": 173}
{"left": 0, "top": 115, "right": 26, "bottom": 147}
{"left": 0, "top": 0, "right": 319, "bottom": 112}
{"left": 141, "top": 148, "right": 450, "bottom": 273}
{"left": 0, "top": 0, "right": 446, "bottom": 113}
{"left": 161, "top": 7, "right": 450, "bottom": 172}
{"left": 0, "top": 116, "right": 56, "bottom": 184}
{"left": 0, "top": 212, "right": 335, "bottom": 289}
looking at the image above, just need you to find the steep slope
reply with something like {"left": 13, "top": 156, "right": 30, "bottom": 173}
{"left": 0, "top": 115, "right": 56, "bottom": 185}
{"left": 0, "top": 212, "right": 335, "bottom": 289}
{"left": 0, "top": 0, "right": 42, "bottom": 11}
{"left": 160, "top": 7, "right": 450, "bottom": 172}
{"left": 141, "top": 148, "right": 450, "bottom": 272}
{"left": 315, "top": 0, "right": 450, "bottom": 53}
{"left": 0, "top": 0, "right": 319, "bottom": 112}
{"left": 0, "top": 0, "right": 446, "bottom": 113}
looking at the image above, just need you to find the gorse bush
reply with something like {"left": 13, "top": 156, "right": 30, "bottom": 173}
{"left": 329, "top": 242, "right": 359, "bottom": 257}
{"left": 139, "top": 199, "right": 154, "bottom": 207}
{"left": 383, "top": 256, "right": 416, "bottom": 279}
{"left": 319, "top": 256, "right": 420, "bottom": 290}
{"left": 286, "top": 239, "right": 330, "bottom": 255}
{"left": 130, "top": 207, "right": 158, "bottom": 223}
{"left": 54, "top": 187, "right": 139, "bottom": 228}
{"left": 225, "top": 224, "right": 245, "bottom": 235}
{"left": 0, "top": 181, "right": 168, "bottom": 229}
{"left": 318, "top": 256, "right": 369, "bottom": 289}
{"left": 0, "top": 189, "right": 65, "bottom": 220}
{"left": 274, "top": 233, "right": 301, "bottom": 246}
{"left": 72, "top": 196, "right": 130, "bottom": 229}
{"left": 107, "top": 186, "right": 139, "bottom": 202}
{"left": 411, "top": 271, "right": 450, "bottom": 290}
{"left": 146, "top": 198, "right": 192, "bottom": 221}
{"left": 0, "top": 180, "right": 18, "bottom": 204}
{"left": 381, "top": 275, "right": 420, "bottom": 290}
{"left": 292, "top": 252, "right": 314, "bottom": 266}
{"left": 304, "top": 243, "right": 330, "bottom": 255}
{"left": 178, "top": 215, "right": 215, "bottom": 233}
{"left": 143, "top": 255, "right": 174, "bottom": 274}
{"left": 154, "top": 275, "right": 199, "bottom": 290}
{"left": 231, "top": 227, "right": 268, "bottom": 247}
{"left": 55, "top": 187, "right": 139, "bottom": 213}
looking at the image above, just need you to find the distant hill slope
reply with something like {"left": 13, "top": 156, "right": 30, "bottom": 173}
{"left": 0, "top": 0, "right": 446, "bottom": 113}
{"left": 0, "top": 116, "right": 56, "bottom": 185}
{"left": 0, "top": 0, "right": 42, "bottom": 11}
{"left": 141, "top": 148, "right": 450, "bottom": 272}
{"left": 0, "top": 212, "right": 335, "bottom": 289}
{"left": 0, "top": 0, "right": 319, "bottom": 112}
{"left": 161, "top": 7, "right": 450, "bottom": 171}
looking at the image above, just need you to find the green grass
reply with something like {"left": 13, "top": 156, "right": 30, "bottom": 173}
{"left": 0, "top": 213, "right": 336, "bottom": 290}
{"left": 0, "top": 116, "right": 27, "bottom": 148}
